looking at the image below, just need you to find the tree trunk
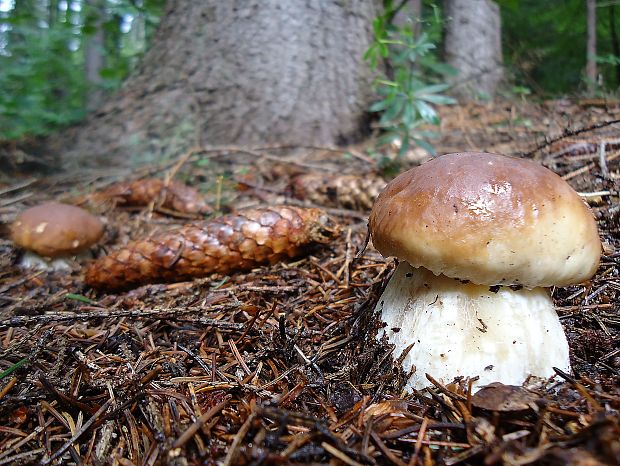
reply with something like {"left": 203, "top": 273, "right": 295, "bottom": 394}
{"left": 48, "top": 0, "right": 57, "bottom": 25}
{"left": 609, "top": 5, "right": 620, "bottom": 87}
{"left": 84, "top": 0, "right": 106, "bottom": 111}
{"left": 393, "top": 0, "right": 422, "bottom": 38}
{"left": 586, "top": 0, "right": 597, "bottom": 89}
{"left": 61, "top": 0, "right": 377, "bottom": 167}
{"left": 444, "top": 0, "right": 503, "bottom": 100}
{"left": 8, "top": 0, "right": 37, "bottom": 49}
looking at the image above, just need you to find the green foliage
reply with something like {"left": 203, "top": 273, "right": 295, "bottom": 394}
{"left": 510, "top": 85, "right": 532, "bottom": 100}
{"left": 0, "top": 358, "right": 27, "bottom": 380}
{"left": 0, "top": 10, "right": 86, "bottom": 138}
{"left": 596, "top": 54, "right": 620, "bottom": 66}
{"left": 365, "top": 1, "right": 455, "bottom": 171}
{"left": 502, "top": 0, "right": 585, "bottom": 94}
{"left": 0, "top": 0, "right": 165, "bottom": 139}
{"left": 501, "top": 0, "right": 620, "bottom": 94}
{"left": 64, "top": 293, "right": 96, "bottom": 304}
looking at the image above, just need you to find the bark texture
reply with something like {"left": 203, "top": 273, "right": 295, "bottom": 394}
{"left": 444, "top": 0, "right": 503, "bottom": 100}
{"left": 84, "top": 0, "right": 106, "bottom": 110}
{"left": 62, "top": 1, "right": 377, "bottom": 167}
{"left": 393, "top": 0, "right": 422, "bottom": 37}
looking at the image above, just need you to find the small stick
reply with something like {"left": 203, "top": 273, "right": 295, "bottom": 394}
{"left": 599, "top": 142, "right": 610, "bottom": 177}
{"left": 578, "top": 190, "right": 612, "bottom": 197}
{"left": 38, "top": 374, "right": 97, "bottom": 414}
{"left": 0, "top": 178, "right": 38, "bottom": 197}
{"left": 164, "top": 147, "right": 201, "bottom": 187}
{"left": 0, "top": 449, "right": 46, "bottom": 466}
{"left": 321, "top": 441, "right": 364, "bottom": 466}
{"left": 336, "top": 228, "right": 354, "bottom": 286}
{"left": 41, "top": 399, "right": 113, "bottom": 465}
{"left": 425, "top": 374, "right": 468, "bottom": 402}
{"left": 234, "top": 307, "right": 262, "bottom": 345}
{"left": 257, "top": 143, "right": 376, "bottom": 165}
{"left": 355, "top": 227, "right": 371, "bottom": 259}
{"left": 553, "top": 367, "right": 603, "bottom": 411}
{"left": 223, "top": 412, "right": 255, "bottom": 466}
{"left": 228, "top": 339, "right": 252, "bottom": 375}
{"left": 178, "top": 344, "right": 212, "bottom": 375}
{"left": 0, "top": 271, "right": 45, "bottom": 294}
{"left": 172, "top": 395, "right": 230, "bottom": 448}
{"left": 409, "top": 417, "right": 429, "bottom": 466}
{"left": 0, "top": 192, "right": 33, "bottom": 207}
{"left": 0, "top": 377, "right": 17, "bottom": 401}
{"left": 0, "top": 305, "right": 244, "bottom": 329}
{"left": 562, "top": 151, "right": 620, "bottom": 181}
{"left": 371, "top": 430, "right": 408, "bottom": 466}
{"left": 525, "top": 118, "right": 620, "bottom": 157}
{"left": 0, "top": 419, "right": 54, "bottom": 461}
{"left": 214, "top": 175, "right": 224, "bottom": 212}
{"left": 281, "top": 432, "right": 313, "bottom": 458}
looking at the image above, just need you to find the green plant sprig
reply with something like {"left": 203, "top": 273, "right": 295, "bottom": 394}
{"left": 365, "top": 2, "right": 456, "bottom": 173}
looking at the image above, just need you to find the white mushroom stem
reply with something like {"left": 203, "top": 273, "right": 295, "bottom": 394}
{"left": 376, "top": 262, "right": 571, "bottom": 391}
{"left": 18, "top": 251, "right": 89, "bottom": 271}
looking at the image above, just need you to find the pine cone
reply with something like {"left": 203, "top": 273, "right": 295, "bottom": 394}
{"left": 84, "top": 206, "right": 339, "bottom": 290}
{"left": 98, "top": 178, "right": 211, "bottom": 214}
{"left": 290, "top": 173, "right": 386, "bottom": 211}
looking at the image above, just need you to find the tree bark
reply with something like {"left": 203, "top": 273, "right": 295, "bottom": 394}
{"left": 393, "top": 0, "right": 422, "bottom": 38}
{"left": 586, "top": 0, "right": 597, "bottom": 89}
{"left": 444, "top": 0, "right": 503, "bottom": 100}
{"left": 61, "top": 0, "right": 377, "bottom": 167}
{"left": 609, "top": 5, "right": 620, "bottom": 87}
{"left": 84, "top": 0, "right": 106, "bottom": 111}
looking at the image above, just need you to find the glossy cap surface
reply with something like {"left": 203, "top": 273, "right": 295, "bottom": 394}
{"left": 369, "top": 152, "right": 601, "bottom": 287}
{"left": 11, "top": 202, "right": 104, "bottom": 257}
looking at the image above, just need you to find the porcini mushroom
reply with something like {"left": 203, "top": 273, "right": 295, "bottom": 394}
{"left": 368, "top": 152, "right": 601, "bottom": 390}
{"left": 10, "top": 202, "right": 104, "bottom": 270}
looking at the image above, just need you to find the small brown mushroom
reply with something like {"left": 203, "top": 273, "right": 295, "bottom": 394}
{"left": 10, "top": 202, "right": 104, "bottom": 269}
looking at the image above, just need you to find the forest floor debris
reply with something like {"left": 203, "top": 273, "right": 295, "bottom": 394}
{"left": 0, "top": 100, "right": 619, "bottom": 465}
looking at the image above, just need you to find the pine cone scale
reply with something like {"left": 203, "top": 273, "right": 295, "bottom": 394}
{"left": 84, "top": 206, "right": 338, "bottom": 290}
{"left": 99, "top": 179, "right": 211, "bottom": 214}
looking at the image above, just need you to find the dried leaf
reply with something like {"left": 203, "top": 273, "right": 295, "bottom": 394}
{"left": 363, "top": 399, "right": 408, "bottom": 423}
{"left": 8, "top": 405, "right": 28, "bottom": 425}
{"left": 472, "top": 383, "right": 538, "bottom": 412}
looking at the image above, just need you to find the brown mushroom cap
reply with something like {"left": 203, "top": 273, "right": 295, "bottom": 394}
{"left": 10, "top": 202, "right": 104, "bottom": 257}
{"left": 369, "top": 152, "right": 601, "bottom": 288}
